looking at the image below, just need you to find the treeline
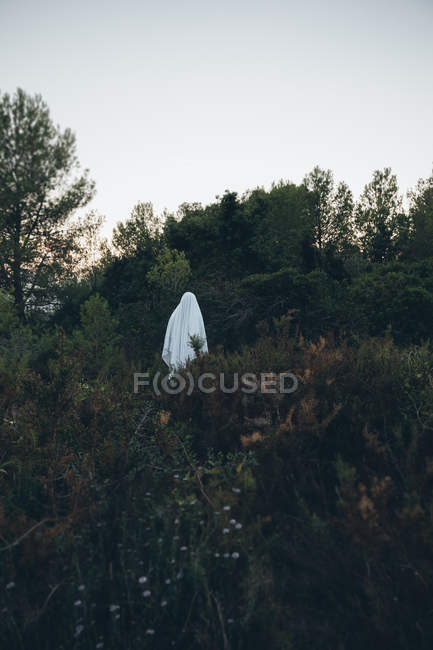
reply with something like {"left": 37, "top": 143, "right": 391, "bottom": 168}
{"left": 40, "top": 163, "right": 433, "bottom": 369}
{"left": 1, "top": 89, "right": 433, "bottom": 358}
{"left": 70, "top": 164, "right": 433, "bottom": 360}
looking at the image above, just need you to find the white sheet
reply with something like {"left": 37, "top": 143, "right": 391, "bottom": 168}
{"left": 162, "top": 292, "right": 208, "bottom": 370}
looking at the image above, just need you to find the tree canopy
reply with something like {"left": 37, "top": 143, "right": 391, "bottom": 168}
{"left": 0, "top": 88, "right": 96, "bottom": 316}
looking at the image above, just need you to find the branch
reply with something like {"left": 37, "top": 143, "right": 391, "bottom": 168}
{"left": 0, "top": 518, "right": 57, "bottom": 552}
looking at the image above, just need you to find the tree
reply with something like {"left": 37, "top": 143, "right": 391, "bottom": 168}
{"left": 246, "top": 182, "right": 313, "bottom": 273}
{"left": 332, "top": 181, "right": 355, "bottom": 251}
{"left": 146, "top": 247, "right": 191, "bottom": 301}
{"left": 407, "top": 169, "right": 433, "bottom": 259}
{"left": 0, "top": 88, "right": 95, "bottom": 317}
{"left": 354, "top": 167, "right": 410, "bottom": 263}
{"left": 303, "top": 167, "right": 354, "bottom": 266}
{"left": 70, "top": 294, "right": 121, "bottom": 380}
{"left": 303, "top": 166, "right": 334, "bottom": 263}
{"left": 111, "top": 201, "right": 163, "bottom": 258}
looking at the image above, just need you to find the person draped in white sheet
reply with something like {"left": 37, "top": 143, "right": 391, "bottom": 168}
{"left": 162, "top": 292, "right": 208, "bottom": 371}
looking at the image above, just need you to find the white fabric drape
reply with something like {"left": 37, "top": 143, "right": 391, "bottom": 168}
{"left": 162, "top": 292, "right": 208, "bottom": 370}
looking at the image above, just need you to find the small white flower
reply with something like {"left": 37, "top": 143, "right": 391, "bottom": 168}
{"left": 214, "top": 552, "right": 220, "bottom": 557}
{"left": 96, "top": 643, "right": 104, "bottom": 649}
{"left": 173, "top": 474, "right": 179, "bottom": 478}
{"left": 146, "top": 628, "right": 155, "bottom": 635}
{"left": 165, "top": 578, "right": 171, "bottom": 584}
{"left": 232, "top": 552, "right": 240, "bottom": 559}
{"left": 161, "top": 600, "right": 168, "bottom": 607}
{"left": 109, "top": 604, "right": 120, "bottom": 612}
{"left": 214, "top": 511, "right": 220, "bottom": 515}
{"left": 235, "top": 522, "right": 242, "bottom": 530}
{"left": 224, "top": 552, "right": 229, "bottom": 558}
{"left": 227, "top": 618, "right": 234, "bottom": 624}
{"left": 115, "top": 614, "right": 120, "bottom": 620}
{"left": 190, "top": 499, "right": 197, "bottom": 505}
{"left": 174, "top": 518, "right": 180, "bottom": 524}
{"left": 229, "top": 519, "right": 236, "bottom": 525}
{"left": 74, "top": 600, "right": 82, "bottom": 607}
{"left": 5, "top": 582, "right": 15, "bottom": 590}
{"left": 74, "top": 624, "right": 84, "bottom": 637}
{"left": 232, "top": 487, "right": 241, "bottom": 494}
{"left": 78, "top": 584, "right": 86, "bottom": 591}
{"left": 223, "top": 528, "right": 230, "bottom": 534}
{"left": 142, "top": 590, "right": 151, "bottom": 598}
{"left": 138, "top": 576, "right": 147, "bottom": 584}
{"left": 180, "top": 546, "right": 187, "bottom": 551}
{"left": 146, "top": 491, "right": 151, "bottom": 496}
{"left": 223, "top": 505, "right": 231, "bottom": 511}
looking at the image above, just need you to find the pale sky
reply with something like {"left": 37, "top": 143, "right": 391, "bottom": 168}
{"left": 1, "top": 0, "right": 432, "bottom": 238}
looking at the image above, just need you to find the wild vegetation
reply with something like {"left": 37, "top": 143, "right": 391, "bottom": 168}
{"left": 1, "top": 88, "right": 433, "bottom": 649}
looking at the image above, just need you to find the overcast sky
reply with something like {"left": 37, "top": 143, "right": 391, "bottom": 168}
{"left": 1, "top": 0, "right": 432, "bottom": 237}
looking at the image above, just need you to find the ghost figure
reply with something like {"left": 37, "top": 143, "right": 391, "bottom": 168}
{"left": 162, "top": 292, "right": 208, "bottom": 371}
